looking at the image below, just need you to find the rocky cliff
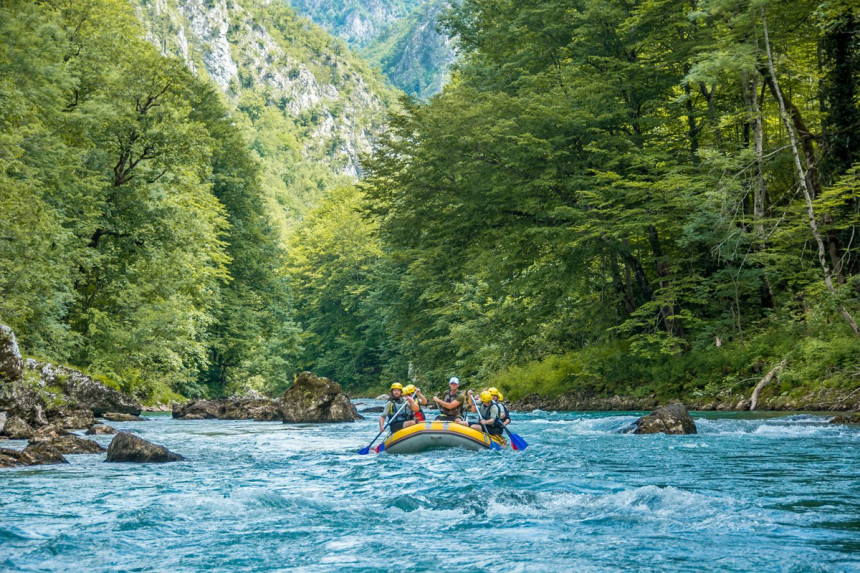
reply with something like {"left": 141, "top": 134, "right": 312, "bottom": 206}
{"left": 131, "top": 0, "right": 397, "bottom": 182}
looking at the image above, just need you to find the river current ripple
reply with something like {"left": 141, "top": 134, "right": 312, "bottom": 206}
{"left": 1, "top": 406, "right": 859, "bottom": 572}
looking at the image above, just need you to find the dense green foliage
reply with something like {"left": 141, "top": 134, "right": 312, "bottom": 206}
{"left": 297, "top": 0, "right": 860, "bottom": 401}
{"left": 0, "top": 0, "right": 298, "bottom": 400}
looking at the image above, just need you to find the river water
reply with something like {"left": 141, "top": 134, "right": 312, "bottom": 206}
{"left": 1, "top": 405, "right": 859, "bottom": 572}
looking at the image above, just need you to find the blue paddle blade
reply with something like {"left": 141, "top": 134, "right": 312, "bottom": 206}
{"left": 509, "top": 432, "right": 528, "bottom": 450}
{"left": 358, "top": 446, "right": 371, "bottom": 455}
{"left": 489, "top": 439, "right": 501, "bottom": 451}
{"left": 377, "top": 443, "right": 384, "bottom": 453}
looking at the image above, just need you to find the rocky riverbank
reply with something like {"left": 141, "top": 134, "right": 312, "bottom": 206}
{"left": 172, "top": 371, "right": 361, "bottom": 423}
{"left": 509, "top": 384, "right": 860, "bottom": 413}
{"left": 0, "top": 324, "right": 143, "bottom": 442}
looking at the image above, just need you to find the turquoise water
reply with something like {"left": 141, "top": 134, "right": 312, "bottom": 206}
{"left": 2, "top": 406, "right": 859, "bottom": 572}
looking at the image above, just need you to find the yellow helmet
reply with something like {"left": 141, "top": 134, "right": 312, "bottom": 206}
{"left": 404, "top": 384, "right": 415, "bottom": 394}
{"left": 480, "top": 391, "right": 493, "bottom": 403}
{"left": 390, "top": 382, "right": 403, "bottom": 391}
{"left": 497, "top": 393, "right": 504, "bottom": 401}
{"left": 488, "top": 387, "right": 500, "bottom": 397}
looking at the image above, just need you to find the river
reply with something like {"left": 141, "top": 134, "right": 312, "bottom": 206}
{"left": 2, "top": 405, "right": 858, "bottom": 572}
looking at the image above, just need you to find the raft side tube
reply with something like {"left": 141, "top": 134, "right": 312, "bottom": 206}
{"left": 382, "top": 421, "right": 507, "bottom": 454}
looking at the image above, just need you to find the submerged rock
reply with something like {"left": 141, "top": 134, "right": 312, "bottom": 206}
{"left": 280, "top": 371, "right": 361, "bottom": 423}
{"left": 105, "top": 432, "right": 185, "bottom": 463}
{"left": 628, "top": 403, "right": 697, "bottom": 435}
{"left": 0, "top": 324, "right": 24, "bottom": 382}
{"left": 360, "top": 406, "right": 384, "bottom": 413}
{"left": 0, "top": 445, "right": 68, "bottom": 468}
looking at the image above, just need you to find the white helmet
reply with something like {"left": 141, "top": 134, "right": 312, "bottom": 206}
{"left": 448, "top": 377, "right": 460, "bottom": 385}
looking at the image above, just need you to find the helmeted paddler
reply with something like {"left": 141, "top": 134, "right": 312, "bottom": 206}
{"left": 469, "top": 390, "right": 504, "bottom": 436}
{"left": 404, "top": 384, "right": 427, "bottom": 422}
{"left": 379, "top": 382, "right": 417, "bottom": 434}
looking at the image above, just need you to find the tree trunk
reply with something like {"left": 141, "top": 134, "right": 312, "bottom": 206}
{"left": 750, "top": 359, "right": 787, "bottom": 411}
{"left": 762, "top": 9, "right": 860, "bottom": 338}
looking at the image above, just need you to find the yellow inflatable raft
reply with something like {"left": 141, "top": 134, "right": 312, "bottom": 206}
{"left": 378, "top": 421, "right": 507, "bottom": 454}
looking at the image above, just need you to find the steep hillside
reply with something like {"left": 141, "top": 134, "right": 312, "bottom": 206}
{"left": 283, "top": 0, "right": 455, "bottom": 99}
{"left": 131, "top": 0, "right": 399, "bottom": 226}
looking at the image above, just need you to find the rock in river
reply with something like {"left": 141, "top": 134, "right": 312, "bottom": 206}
{"left": 25, "top": 359, "right": 142, "bottom": 416}
{"left": 628, "top": 403, "right": 697, "bottom": 435}
{"left": 280, "top": 371, "right": 361, "bottom": 423}
{"left": 105, "top": 432, "right": 185, "bottom": 463}
{"left": 172, "top": 398, "right": 282, "bottom": 421}
{"left": 101, "top": 412, "right": 146, "bottom": 422}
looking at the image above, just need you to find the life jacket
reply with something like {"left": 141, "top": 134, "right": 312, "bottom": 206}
{"left": 387, "top": 398, "right": 410, "bottom": 425}
{"left": 440, "top": 389, "right": 464, "bottom": 417}
{"left": 477, "top": 403, "right": 503, "bottom": 428}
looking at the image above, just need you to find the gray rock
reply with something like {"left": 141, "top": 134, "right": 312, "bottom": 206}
{"left": 0, "top": 380, "right": 48, "bottom": 427}
{"left": 105, "top": 432, "right": 185, "bottom": 463}
{"left": 101, "top": 412, "right": 146, "bottom": 422}
{"left": 629, "top": 403, "right": 697, "bottom": 435}
{"left": 46, "top": 406, "right": 95, "bottom": 429}
{"left": 0, "top": 445, "right": 68, "bottom": 468}
{"left": 360, "top": 406, "right": 384, "bottom": 413}
{"left": 86, "top": 424, "right": 116, "bottom": 435}
{"left": 0, "top": 324, "right": 24, "bottom": 382}
{"left": 25, "top": 360, "right": 141, "bottom": 416}
{"left": 3, "top": 415, "right": 35, "bottom": 439}
{"left": 829, "top": 412, "right": 860, "bottom": 424}
{"left": 28, "top": 433, "right": 105, "bottom": 455}
{"left": 172, "top": 398, "right": 282, "bottom": 421}
{"left": 280, "top": 371, "right": 361, "bottom": 423}
{"left": 0, "top": 411, "right": 6, "bottom": 434}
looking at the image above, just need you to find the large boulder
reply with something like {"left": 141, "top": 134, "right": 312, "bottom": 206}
{"left": 105, "top": 432, "right": 185, "bottom": 463}
{"left": 172, "top": 399, "right": 223, "bottom": 420}
{"left": 221, "top": 398, "right": 282, "bottom": 421}
{"left": 25, "top": 360, "right": 141, "bottom": 416}
{"left": 0, "top": 324, "right": 24, "bottom": 382}
{"left": 628, "top": 403, "right": 698, "bottom": 435}
{"left": 280, "top": 371, "right": 361, "bottom": 423}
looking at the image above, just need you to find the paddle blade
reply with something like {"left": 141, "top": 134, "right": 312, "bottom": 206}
{"left": 509, "top": 432, "right": 528, "bottom": 450}
{"left": 358, "top": 445, "right": 371, "bottom": 455}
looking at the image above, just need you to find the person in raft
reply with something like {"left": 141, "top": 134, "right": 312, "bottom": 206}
{"left": 488, "top": 387, "right": 511, "bottom": 427}
{"left": 403, "top": 384, "right": 427, "bottom": 422}
{"left": 467, "top": 390, "right": 505, "bottom": 436}
{"left": 433, "top": 377, "right": 468, "bottom": 425}
{"left": 380, "top": 383, "right": 418, "bottom": 434}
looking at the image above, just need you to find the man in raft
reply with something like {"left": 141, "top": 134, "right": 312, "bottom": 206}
{"left": 488, "top": 387, "right": 511, "bottom": 427}
{"left": 467, "top": 390, "right": 505, "bottom": 437}
{"left": 433, "top": 377, "right": 468, "bottom": 425}
{"left": 379, "top": 383, "right": 420, "bottom": 434}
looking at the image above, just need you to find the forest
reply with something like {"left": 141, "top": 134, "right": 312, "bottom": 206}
{"left": 2, "top": 0, "right": 859, "bottom": 406}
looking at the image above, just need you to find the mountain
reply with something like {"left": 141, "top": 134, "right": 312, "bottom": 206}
{"left": 130, "top": 0, "right": 399, "bottom": 227}
{"left": 283, "top": 0, "right": 455, "bottom": 99}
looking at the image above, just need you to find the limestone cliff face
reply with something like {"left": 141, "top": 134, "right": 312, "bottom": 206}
{"left": 132, "top": 0, "right": 396, "bottom": 177}
{"left": 283, "top": 0, "right": 455, "bottom": 99}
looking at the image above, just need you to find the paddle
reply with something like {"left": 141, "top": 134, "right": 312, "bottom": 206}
{"left": 358, "top": 397, "right": 411, "bottom": 455}
{"left": 469, "top": 394, "right": 502, "bottom": 451}
{"left": 503, "top": 425, "right": 528, "bottom": 451}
